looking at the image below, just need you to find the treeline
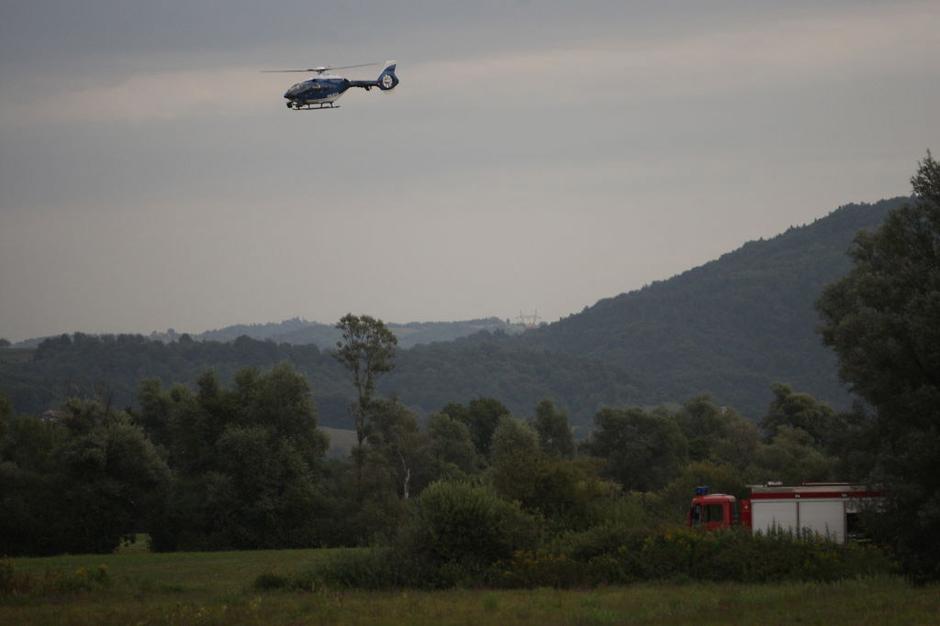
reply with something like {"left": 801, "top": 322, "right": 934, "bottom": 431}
{"left": 186, "top": 316, "right": 519, "bottom": 348}
{"left": 0, "top": 371, "right": 864, "bottom": 557}
{"left": 1, "top": 198, "right": 910, "bottom": 426}
{"left": 0, "top": 334, "right": 352, "bottom": 425}
{"left": 0, "top": 332, "right": 644, "bottom": 429}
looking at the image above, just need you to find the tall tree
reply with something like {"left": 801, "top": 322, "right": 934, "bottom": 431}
{"left": 0, "top": 392, "right": 11, "bottom": 438}
{"left": 676, "top": 395, "right": 759, "bottom": 470}
{"left": 760, "top": 383, "right": 843, "bottom": 449}
{"left": 490, "top": 416, "right": 612, "bottom": 525}
{"left": 489, "top": 416, "right": 542, "bottom": 507}
{"left": 145, "top": 364, "right": 328, "bottom": 551}
{"left": 366, "top": 398, "right": 431, "bottom": 500}
{"left": 531, "top": 399, "right": 575, "bottom": 458}
{"left": 441, "top": 397, "right": 509, "bottom": 457}
{"left": 750, "top": 426, "right": 835, "bottom": 485}
{"left": 583, "top": 407, "right": 688, "bottom": 492}
{"left": 332, "top": 314, "right": 398, "bottom": 481}
{"left": 427, "top": 412, "right": 479, "bottom": 477}
{"left": 817, "top": 152, "right": 940, "bottom": 581}
{"left": 0, "top": 398, "right": 169, "bottom": 556}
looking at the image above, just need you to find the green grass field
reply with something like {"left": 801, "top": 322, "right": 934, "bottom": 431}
{"left": 3, "top": 546, "right": 938, "bottom": 626}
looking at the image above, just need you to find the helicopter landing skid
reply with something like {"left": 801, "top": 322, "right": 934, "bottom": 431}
{"left": 291, "top": 103, "right": 340, "bottom": 111}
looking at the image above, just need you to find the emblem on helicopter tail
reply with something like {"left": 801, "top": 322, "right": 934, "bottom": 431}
{"left": 382, "top": 74, "right": 394, "bottom": 89}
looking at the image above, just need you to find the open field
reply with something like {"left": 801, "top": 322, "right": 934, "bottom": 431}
{"left": 321, "top": 426, "right": 358, "bottom": 458}
{"left": 3, "top": 548, "right": 939, "bottom": 626}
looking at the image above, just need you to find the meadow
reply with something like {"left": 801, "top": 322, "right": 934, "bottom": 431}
{"left": 2, "top": 545, "right": 938, "bottom": 626}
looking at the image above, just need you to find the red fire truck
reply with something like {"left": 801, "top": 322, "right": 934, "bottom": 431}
{"left": 688, "top": 483, "right": 881, "bottom": 543}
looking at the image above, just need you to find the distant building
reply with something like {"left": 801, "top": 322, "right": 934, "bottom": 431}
{"left": 40, "top": 409, "right": 67, "bottom": 422}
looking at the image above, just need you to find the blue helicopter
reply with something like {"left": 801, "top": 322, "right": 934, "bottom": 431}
{"left": 264, "top": 61, "right": 399, "bottom": 110}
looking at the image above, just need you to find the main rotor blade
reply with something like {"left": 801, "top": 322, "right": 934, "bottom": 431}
{"left": 327, "top": 62, "right": 379, "bottom": 71}
{"left": 260, "top": 63, "right": 378, "bottom": 73}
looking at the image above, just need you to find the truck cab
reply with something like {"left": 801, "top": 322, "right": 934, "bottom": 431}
{"left": 688, "top": 487, "right": 738, "bottom": 530}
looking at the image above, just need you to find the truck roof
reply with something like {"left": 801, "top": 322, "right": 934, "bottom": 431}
{"left": 747, "top": 484, "right": 879, "bottom": 499}
{"left": 691, "top": 493, "right": 736, "bottom": 503}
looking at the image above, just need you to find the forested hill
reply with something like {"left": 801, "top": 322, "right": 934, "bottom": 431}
{"left": 0, "top": 197, "right": 907, "bottom": 428}
{"left": 150, "top": 317, "right": 522, "bottom": 349}
{"left": 0, "top": 333, "right": 639, "bottom": 432}
{"left": 517, "top": 197, "right": 909, "bottom": 416}
{"left": 12, "top": 318, "right": 519, "bottom": 350}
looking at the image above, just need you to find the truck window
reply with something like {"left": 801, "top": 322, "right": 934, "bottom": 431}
{"left": 690, "top": 503, "right": 702, "bottom": 526}
{"left": 705, "top": 503, "right": 725, "bottom": 523}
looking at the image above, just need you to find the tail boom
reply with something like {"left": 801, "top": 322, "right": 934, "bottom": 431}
{"left": 347, "top": 62, "right": 398, "bottom": 92}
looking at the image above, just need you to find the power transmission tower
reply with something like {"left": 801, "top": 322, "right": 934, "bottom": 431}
{"left": 514, "top": 309, "right": 541, "bottom": 329}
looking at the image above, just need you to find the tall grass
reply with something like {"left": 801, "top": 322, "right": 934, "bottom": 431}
{"left": 3, "top": 560, "right": 937, "bottom": 626}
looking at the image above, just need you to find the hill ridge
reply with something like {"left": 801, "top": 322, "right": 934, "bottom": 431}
{"left": 517, "top": 197, "right": 910, "bottom": 416}
{"left": 0, "top": 197, "right": 909, "bottom": 426}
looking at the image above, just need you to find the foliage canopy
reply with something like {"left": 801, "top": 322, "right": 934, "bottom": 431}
{"left": 817, "top": 152, "right": 940, "bottom": 581}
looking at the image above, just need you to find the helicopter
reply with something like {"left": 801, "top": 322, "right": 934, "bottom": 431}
{"left": 264, "top": 61, "right": 399, "bottom": 110}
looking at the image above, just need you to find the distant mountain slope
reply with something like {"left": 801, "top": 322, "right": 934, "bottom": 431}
{"left": 518, "top": 197, "right": 909, "bottom": 417}
{"left": 0, "top": 197, "right": 908, "bottom": 428}
{"left": 149, "top": 317, "right": 521, "bottom": 349}
{"left": 383, "top": 333, "right": 641, "bottom": 434}
{"left": 0, "top": 332, "right": 639, "bottom": 431}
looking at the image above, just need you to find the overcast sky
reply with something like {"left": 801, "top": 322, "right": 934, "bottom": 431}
{"left": 1, "top": 1, "right": 938, "bottom": 341}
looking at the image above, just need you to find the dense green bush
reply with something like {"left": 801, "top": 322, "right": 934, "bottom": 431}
{"left": 0, "top": 401, "right": 169, "bottom": 557}
{"left": 0, "top": 560, "right": 111, "bottom": 596}
{"left": 395, "top": 480, "right": 540, "bottom": 585}
{"left": 292, "top": 525, "right": 893, "bottom": 591}
{"left": 489, "top": 550, "right": 591, "bottom": 588}
{"left": 552, "top": 522, "right": 650, "bottom": 564}
{"left": 297, "top": 481, "right": 541, "bottom": 589}
{"left": 309, "top": 548, "right": 403, "bottom": 589}
{"left": 252, "top": 572, "right": 291, "bottom": 591}
{"left": 496, "top": 527, "right": 895, "bottom": 588}
{"left": 638, "top": 527, "right": 894, "bottom": 583}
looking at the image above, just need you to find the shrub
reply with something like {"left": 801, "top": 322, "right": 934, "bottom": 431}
{"left": 488, "top": 549, "right": 590, "bottom": 588}
{"left": 253, "top": 572, "right": 290, "bottom": 591}
{"left": 312, "top": 548, "right": 402, "bottom": 590}
{"left": 0, "top": 560, "right": 31, "bottom": 595}
{"left": 615, "top": 527, "right": 895, "bottom": 584}
{"left": 266, "top": 513, "right": 893, "bottom": 591}
{"left": 0, "top": 561, "right": 112, "bottom": 596}
{"left": 399, "top": 480, "right": 540, "bottom": 572}
{"left": 501, "top": 527, "right": 895, "bottom": 588}
{"left": 289, "top": 481, "right": 541, "bottom": 590}
{"left": 554, "top": 523, "right": 649, "bottom": 564}
{"left": 42, "top": 565, "right": 113, "bottom": 593}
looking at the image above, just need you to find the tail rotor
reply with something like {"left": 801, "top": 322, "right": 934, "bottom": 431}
{"left": 377, "top": 61, "right": 399, "bottom": 91}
